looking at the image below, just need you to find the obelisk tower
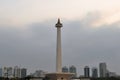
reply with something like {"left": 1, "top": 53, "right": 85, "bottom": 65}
{"left": 46, "top": 19, "right": 73, "bottom": 80}
{"left": 55, "top": 18, "right": 62, "bottom": 73}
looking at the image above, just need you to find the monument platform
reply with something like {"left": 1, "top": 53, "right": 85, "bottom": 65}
{"left": 46, "top": 72, "right": 74, "bottom": 80}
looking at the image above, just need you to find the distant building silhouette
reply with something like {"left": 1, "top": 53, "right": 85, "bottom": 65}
{"left": 69, "top": 65, "right": 77, "bottom": 77}
{"left": 99, "top": 63, "right": 107, "bottom": 77}
{"left": 92, "top": 67, "right": 98, "bottom": 78}
{"left": 7, "top": 67, "right": 13, "bottom": 78}
{"left": 108, "top": 72, "right": 117, "bottom": 77}
{"left": 14, "top": 66, "right": 21, "bottom": 78}
{"left": 84, "top": 66, "right": 90, "bottom": 77}
{"left": 31, "top": 70, "right": 46, "bottom": 78}
{"left": 0, "top": 68, "right": 2, "bottom": 77}
{"left": 62, "top": 66, "right": 69, "bottom": 73}
{"left": 21, "top": 68, "right": 27, "bottom": 78}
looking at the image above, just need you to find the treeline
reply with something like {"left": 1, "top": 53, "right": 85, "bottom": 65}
{"left": 0, "top": 76, "right": 44, "bottom": 80}
{"left": 91, "top": 77, "right": 120, "bottom": 80}
{"left": 0, "top": 77, "right": 29, "bottom": 80}
{"left": 76, "top": 77, "right": 120, "bottom": 80}
{"left": 1, "top": 77, "right": 120, "bottom": 80}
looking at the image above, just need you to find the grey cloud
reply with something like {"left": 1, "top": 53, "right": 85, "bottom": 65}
{"left": 0, "top": 15, "right": 120, "bottom": 75}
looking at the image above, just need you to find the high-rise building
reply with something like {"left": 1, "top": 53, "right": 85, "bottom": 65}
{"left": 7, "top": 67, "right": 13, "bottom": 78}
{"left": 84, "top": 66, "right": 90, "bottom": 77}
{"left": 69, "top": 65, "right": 77, "bottom": 77}
{"left": 92, "top": 67, "right": 98, "bottom": 78}
{"left": 3, "top": 67, "right": 8, "bottom": 77}
{"left": 0, "top": 68, "right": 2, "bottom": 77}
{"left": 13, "top": 66, "right": 21, "bottom": 78}
{"left": 21, "top": 68, "right": 27, "bottom": 78}
{"left": 62, "top": 66, "right": 68, "bottom": 73}
{"left": 99, "top": 63, "right": 107, "bottom": 77}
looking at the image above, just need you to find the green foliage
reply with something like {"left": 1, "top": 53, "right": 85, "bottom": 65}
{"left": 91, "top": 77, "right": 120, "bottom": 80}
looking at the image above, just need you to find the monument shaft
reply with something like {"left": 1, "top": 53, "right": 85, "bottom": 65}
{"left": 56, "top": 27, "right": 62, "bottom": 73}
{"left": 56, "top": 19, "right": 63, "bottom": 73}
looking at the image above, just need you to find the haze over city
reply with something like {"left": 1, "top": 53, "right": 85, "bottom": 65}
{"left": 0, "top": 0, "right": 120, "bottom": 75}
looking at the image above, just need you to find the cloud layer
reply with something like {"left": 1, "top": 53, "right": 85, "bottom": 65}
{"left": 0, "top": 0, "right": 120, "bottom": 26}
{"left": 0, "top": 12, "right": 120, "bottom": 75}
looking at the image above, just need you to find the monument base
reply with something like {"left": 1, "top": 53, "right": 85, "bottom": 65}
{"left": 46, "top": 72, "right": 73, "bottom": 80}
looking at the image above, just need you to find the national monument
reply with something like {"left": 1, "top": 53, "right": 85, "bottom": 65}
{"left": 46, "top": 19, "right": 73, "bottom": 80}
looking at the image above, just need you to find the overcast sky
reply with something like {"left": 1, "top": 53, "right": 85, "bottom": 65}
{"left": 0, "top": 0, "right": 120, "bottom": 76}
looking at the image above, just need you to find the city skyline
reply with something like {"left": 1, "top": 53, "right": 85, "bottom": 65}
{"left": 0, "top": 66, "right": 27, "bottom": 78}
{"left": 0, "top": 0, "right": 120, "bottom": 76}
{"left": 0, "top": 62, "right": 117, "bottom": 78}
